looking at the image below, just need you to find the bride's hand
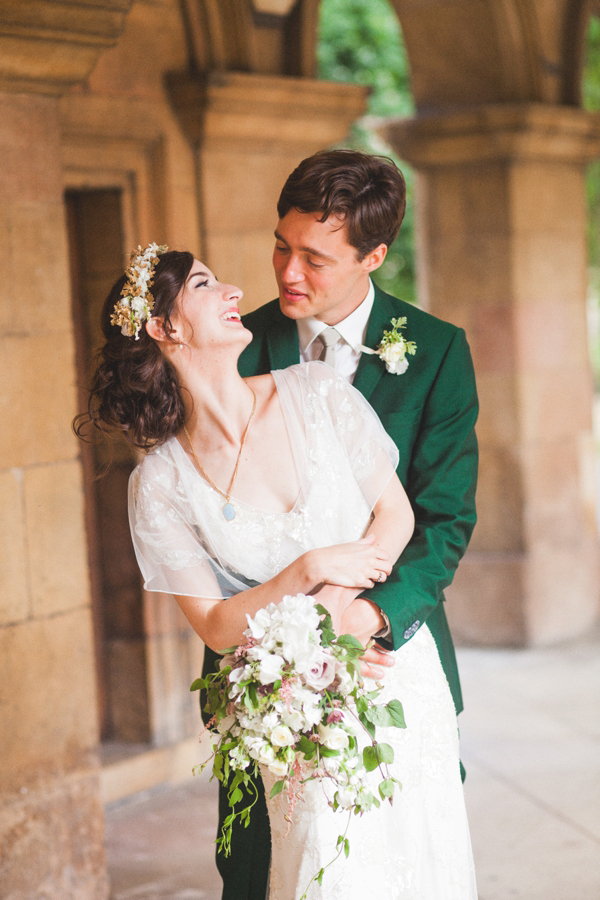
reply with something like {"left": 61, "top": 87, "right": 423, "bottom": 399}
{"left": 339, "top": 598, "right": 396, "bottom": 679}
{"left": 305, "top": 535, "right": 392, "bottom": 590}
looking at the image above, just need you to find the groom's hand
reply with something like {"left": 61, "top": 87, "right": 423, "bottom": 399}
{"left": 340, "top": 597, "right": 395, "bottom": 679}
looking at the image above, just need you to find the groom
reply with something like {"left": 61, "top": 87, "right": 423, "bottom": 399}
{"left": 206, "top": 149, "right": 479, "bottom": 900}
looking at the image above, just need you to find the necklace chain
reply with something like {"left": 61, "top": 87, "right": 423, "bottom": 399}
{"left": 183, "top": 386, "right": 257, "bottom": 516}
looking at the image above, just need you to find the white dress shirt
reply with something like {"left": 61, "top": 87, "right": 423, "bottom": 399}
{"left": 297, "top": 281, "right": 375, "bottom": 383}
{"left": 296, "top": 279, "right": 391, "bottom": 640}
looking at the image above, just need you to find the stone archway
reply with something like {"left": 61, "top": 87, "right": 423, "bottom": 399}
{"left": 390, "top": 0, "right": 588, "bottom": 110}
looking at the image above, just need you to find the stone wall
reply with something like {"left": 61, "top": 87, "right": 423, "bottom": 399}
{"left": 0, "top": 90, "right": 108, "bottom": 900}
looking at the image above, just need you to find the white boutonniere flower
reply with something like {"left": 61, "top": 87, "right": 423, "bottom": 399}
{"left": 361, "top": 317, "right": 417, "bottom": 374}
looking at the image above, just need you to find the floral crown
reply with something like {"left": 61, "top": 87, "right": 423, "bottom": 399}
{"left": 110, "top": 242, "right": 168, "bottom": 340}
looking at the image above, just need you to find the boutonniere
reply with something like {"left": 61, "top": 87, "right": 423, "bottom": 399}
{"left": 360, "top": 317, "right": 417, "bottom": 375}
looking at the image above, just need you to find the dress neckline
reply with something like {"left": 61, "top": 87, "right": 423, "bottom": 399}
{"left": 171, "top": 370, "right": 305, "bottom": 517}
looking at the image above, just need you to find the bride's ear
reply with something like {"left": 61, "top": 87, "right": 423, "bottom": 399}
{"left": 146, "top": 316, "right": 172, "bottom": 344}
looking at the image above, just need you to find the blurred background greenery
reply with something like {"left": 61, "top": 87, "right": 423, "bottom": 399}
{"left": 317, "top": 0, "right": 416, "bottom": 304}
{"left": 319, "top": 0, "right": 600, "bottom": 387}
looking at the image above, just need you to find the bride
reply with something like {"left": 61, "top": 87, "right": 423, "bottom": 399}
{"left": 80, "top": 245, "right": 477, "bottom": 899}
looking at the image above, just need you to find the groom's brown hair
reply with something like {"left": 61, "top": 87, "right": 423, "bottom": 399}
{"left": 277, "top": 149, "right": 406, "bottom": 260}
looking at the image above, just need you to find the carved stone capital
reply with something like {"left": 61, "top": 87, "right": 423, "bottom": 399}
{"left": 382, "top": 104, "right": 600, "bottom": 169}
{"left": 0, "top": 0, "right": 133, "bottom": 95}
{"left": 168, "top": 71, "right": 367, "bottom": 152}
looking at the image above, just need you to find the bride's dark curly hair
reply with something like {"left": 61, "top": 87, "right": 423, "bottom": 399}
{"left": 74, "top": 249, "right": 194, "bottom": 449}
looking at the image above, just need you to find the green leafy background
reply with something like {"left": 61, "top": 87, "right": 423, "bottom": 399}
{"left": 317, "top": 0, "right": 416, "bottom": 304}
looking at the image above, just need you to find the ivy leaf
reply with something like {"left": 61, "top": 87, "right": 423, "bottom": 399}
{"left": 355, "top": 695, "right": 368, "bottom": 715}
{"left": 375, "top": 742, "right": 394, "bottom": 765}
{"left": 317, "top": 609, "right": 336, "bottom": 646}
{"left": 335, "top": 634, "right": 365, "bottom": 652}
{"left": 315, "top": 604, "right": 335, "bottom": 638}
{"left": 385, "top": 699, "right": 406, "bottom": 728}
{"left": 337, "top": 834, "right": 351, "bottom": 858}
{"left": 229, "top": 787, "right": 243, "bottom": 806}
{"left": 269, "top": 779, "right": 285, "bottom": 799}
{"left": 240, "top": 807, "right": 251, "bottom": 825}
{"left": 247, "top": 683, "right": 259, "bottom": 708}
{"left": 378, "top": 777, "right": 396, "bottom": 800}
{"left": 363, "top": 745, "right": 379, "bottom": 772}
{"left": 297, "top": 735, "right": 316, "bottom": 759}
{"left": 320, "top": 625, "right": 336, "bottom": 646}
{"left": 358, "top": 712, "right": 376, "bottom": 740}
{"left": 346, "top": 659, "right": 361, "bottom": 681}
{"left": 363, "top": 705, "right": 393, "bottom": 728}
{"left": 190, "top": 677, "right": 204, "bottom": 692}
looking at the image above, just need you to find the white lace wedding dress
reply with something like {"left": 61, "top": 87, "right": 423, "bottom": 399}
{"left": 129, "top": 362, "right": 477, "bottom": 900}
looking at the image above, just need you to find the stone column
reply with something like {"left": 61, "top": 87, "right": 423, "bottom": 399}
{"left": 169, "top": 71, "right": 368, "bottom": 311}
{"left": 384, "top": 105, "right": 600, "bottom": 646}
{"left": 0, "top": 88, "right": 108, "bottom": 900}
{"left": 0, "top": 4, "right": 132, "bottom": 898}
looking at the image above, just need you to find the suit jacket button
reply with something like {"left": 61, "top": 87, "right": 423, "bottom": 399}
{"left": 403, "top": 621, "right": 420, "bottom": 640}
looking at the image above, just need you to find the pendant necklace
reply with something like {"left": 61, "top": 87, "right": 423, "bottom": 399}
{"left": 183, "top": 386, "right": 257, "bottom": 522}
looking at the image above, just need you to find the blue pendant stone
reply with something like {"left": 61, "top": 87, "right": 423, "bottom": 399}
{"left": 222, "top": 502, "right": 236, "bottom": 521}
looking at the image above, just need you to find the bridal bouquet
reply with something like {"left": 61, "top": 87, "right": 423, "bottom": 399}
{"left": 192, "top": 593, "right": 405, "bottom": 889}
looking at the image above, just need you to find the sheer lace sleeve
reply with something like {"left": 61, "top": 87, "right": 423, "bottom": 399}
{"left": 273, "top": 362, "right": 399, "bottom": 513}
{"left": 128, "top": 444, "right": 254, "bottom": 599}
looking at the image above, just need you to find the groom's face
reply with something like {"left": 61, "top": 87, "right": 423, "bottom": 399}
{"left": 273, "top": 208, "right": 383, "bottom": 325}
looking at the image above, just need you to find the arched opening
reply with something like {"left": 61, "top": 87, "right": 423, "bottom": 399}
{"left": 316, "top": 0, "right": 416, "bottom": 304}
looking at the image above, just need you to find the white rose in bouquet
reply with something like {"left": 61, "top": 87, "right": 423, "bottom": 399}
{"left": 257, "top": 742, "right": 276, "bottom": 766}
{"left": 318, "top": 723, "right": 350, "bottom": 751}
{"left": 299, "top": 648, "right": 337, "bottom": 691}
{"left": 270, "top": 724, "right": 295, "bottom": 748}
{"left": 268, "top": 758, "right": 289, "bottom": 778}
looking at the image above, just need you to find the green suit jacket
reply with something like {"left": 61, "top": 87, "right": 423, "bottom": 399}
{"left": 236, "top": 283, "right": 479, "bottom": 715}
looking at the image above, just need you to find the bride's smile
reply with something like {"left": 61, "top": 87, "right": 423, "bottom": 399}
{"left": 166, "top": 260, "right": 251, "bottom": 353}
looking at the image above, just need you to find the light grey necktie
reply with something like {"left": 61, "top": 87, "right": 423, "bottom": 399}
{"left": 317, "top": 327, "right": 342, "bottom": 368}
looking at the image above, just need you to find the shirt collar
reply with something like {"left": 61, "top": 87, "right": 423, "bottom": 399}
{"left": 297, "top": 280, "right": 375, "bottom": 354}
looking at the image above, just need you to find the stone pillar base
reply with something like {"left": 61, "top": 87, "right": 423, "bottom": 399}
{"left": 0, "top": 774, "right": 108, "bottom": 900}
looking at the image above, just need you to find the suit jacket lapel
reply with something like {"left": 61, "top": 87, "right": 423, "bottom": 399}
{"left": 266, "top": 310, "right": 300, "bottom": 370}
{"left": 352, "top": 287, "right": 396, "bottom": 401}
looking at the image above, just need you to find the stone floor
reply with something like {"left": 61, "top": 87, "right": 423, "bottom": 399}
{"left": 104, "top": 626, "right": 600, "bottom": 900}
